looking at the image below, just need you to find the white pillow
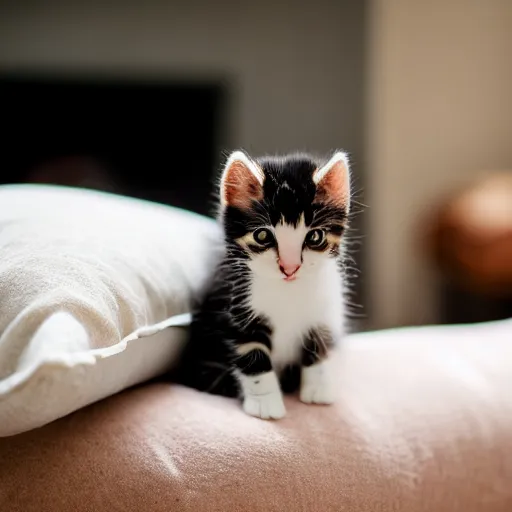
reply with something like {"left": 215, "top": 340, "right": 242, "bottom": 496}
{"left": 0, "top": 184, "right": 220, "bottom": 436}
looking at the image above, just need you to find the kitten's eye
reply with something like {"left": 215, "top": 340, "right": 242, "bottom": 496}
{"left": 306, "top": 229, "right": 325, "bottom": 247}
{"left": 253, "top": 228, "right": 273, "bottom": 245}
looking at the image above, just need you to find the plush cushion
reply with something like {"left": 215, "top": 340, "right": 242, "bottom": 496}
{"left": 0, "top": 184, "right": 219, "bottom": 437}
{"left": 1, "top": 319, "right": 511, "bottom": 511}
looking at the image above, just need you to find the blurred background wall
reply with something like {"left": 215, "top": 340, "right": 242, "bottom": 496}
{"left": 0, "top": 0, "right": 365, "bottom": 158}
{"left": 0, "top": 0, "right": 367, "bottom": 325}
{"left": 0, "top": 0, "right": 511, "bottom": 330}
{"left": 367, "top": 0, "right": 512, "bottom": 329}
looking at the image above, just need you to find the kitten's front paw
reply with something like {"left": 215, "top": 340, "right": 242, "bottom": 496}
{"left": 243, "top": 392, "right": 286, "bottom": 420}
{"left": 300, "top": 361, "right": 335, "bottom": 405}
{"left": 300, "top": 382, "right": 335, "bottom": 405}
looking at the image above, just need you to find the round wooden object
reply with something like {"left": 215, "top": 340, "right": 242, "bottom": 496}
{"left": 428, "top": 173, "right": 512, "bottom": 297}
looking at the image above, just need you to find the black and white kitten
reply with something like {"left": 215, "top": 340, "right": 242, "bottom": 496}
{"left": 174, "top": 149, "right": 351, "bottom": 420}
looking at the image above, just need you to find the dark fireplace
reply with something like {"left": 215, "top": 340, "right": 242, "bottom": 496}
{"left": 0, "top": 73, "right": 226, "bottom": 216}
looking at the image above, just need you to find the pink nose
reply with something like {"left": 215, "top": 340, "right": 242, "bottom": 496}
{"left": 279, "top": 262, "right": 301, "bottom": 277}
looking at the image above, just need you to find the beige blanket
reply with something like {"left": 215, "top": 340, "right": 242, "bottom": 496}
{"left": 1, "top": 319, "right": 511, "bottom": 511}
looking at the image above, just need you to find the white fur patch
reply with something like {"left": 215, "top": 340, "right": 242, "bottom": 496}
{"left": 248, "top": 250, "right": 344, "bottom": 371}
{"left": 238, "top": 371, "right": 286, "bottom": 419}
{"left": 300, "top": 359, "right": 335, "bottom": 404}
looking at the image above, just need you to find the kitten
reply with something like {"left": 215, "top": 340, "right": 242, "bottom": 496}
{"left": 174, "top": 149, "right": 351, "bottom": 420}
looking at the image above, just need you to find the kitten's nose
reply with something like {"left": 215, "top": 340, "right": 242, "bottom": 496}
{"left": 279, "top": 262, "right": 301, "bottom": 278}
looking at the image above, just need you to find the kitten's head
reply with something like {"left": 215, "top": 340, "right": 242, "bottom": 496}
{"left": 219, "top": 150, "right": 351, "bottom": 281}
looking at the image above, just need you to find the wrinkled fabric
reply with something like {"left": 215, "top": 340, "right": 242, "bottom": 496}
{"left": 0, "top": 184, "right": 219, "bottom": 436}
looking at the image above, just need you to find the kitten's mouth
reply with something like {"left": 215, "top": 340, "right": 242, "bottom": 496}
{"left": 283, "top": 274, "right": 297, "bottom": 282}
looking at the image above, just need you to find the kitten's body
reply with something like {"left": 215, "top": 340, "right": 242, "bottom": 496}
{"left": 174, "top": 150, "right": 351, "bottom": 419}
{"left": 250, "top": 256, "right": 344, "bottom": 371}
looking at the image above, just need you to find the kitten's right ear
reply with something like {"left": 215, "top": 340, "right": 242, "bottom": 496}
{"left": 313, "top": 151, "right": 351, "bottom": 209}
{"left": 220, "top": 150, "right": 264, "bottom": 209}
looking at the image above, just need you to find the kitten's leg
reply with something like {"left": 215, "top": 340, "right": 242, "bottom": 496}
{"left": 234, "top": 342, "right": 286, "bottom": 420}
{"left": 300, "top": 328, "right": 335, "bottom": 405}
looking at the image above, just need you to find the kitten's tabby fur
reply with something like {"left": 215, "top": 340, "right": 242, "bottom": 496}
{"left": 174, "top": 149, "right": 351, "bottom": 420}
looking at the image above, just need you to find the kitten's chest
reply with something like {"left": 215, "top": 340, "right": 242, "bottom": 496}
{"left": 249, "top": 268, "right": 343, "bottom": 369}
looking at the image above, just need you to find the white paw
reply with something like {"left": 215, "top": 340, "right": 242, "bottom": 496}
{"left": 300, "top": 360, "right": 335, "bottom": 405}
{"left": 300, "top": 382, "right": 335, "bottom": 405}
{"left": 243, "top": 392, "right": 286, "bottom": 420}
{"left": 238, "top": 371, "right": 286, "bottom": 419}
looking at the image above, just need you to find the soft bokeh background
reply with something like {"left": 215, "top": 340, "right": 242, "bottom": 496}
{"left": 1, "top": 0, "right": 511, "bottom": 331}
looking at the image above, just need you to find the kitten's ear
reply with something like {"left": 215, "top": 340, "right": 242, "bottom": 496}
{"left": 313, "top": 151, "right": 351, "bottom": 209}
{"left": 220, "top": 150, "right": 264, "bottom": 209}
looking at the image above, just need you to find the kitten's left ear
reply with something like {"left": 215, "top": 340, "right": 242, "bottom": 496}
{"left": 313, "top": 151, "right": 351, "bottom": 209}
{"left": 220, "top": 150, "right": 264, "bottom": 210}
